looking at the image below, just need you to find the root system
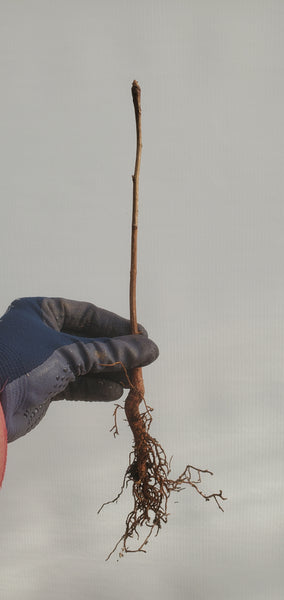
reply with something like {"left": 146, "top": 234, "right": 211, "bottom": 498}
{"left": 98, "top": 366, "right": 226, "bottom": 561}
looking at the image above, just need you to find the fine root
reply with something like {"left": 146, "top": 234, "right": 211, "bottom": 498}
{"left": 110, "top": 404, "right": 124, "bottom": 438}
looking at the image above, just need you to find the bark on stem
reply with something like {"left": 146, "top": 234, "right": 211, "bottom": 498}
{"left": 128, "top": 80, "right": 144, "bottom": 394}
{"left": 130, "top": 80, "right": 142, "bottom": 336}
{"left": 125, "top": 80, "right": 145, "bottom": 466}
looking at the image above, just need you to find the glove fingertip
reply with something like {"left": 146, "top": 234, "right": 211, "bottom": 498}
{"left": 137, "top": 323, "right": 148, "bottom": 337}
{"left": 151, "top": 339, "right": 159, "bottom": 361}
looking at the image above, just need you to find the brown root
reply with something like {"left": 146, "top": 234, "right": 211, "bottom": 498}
{"left": 98, "top": 368, "right": 227, "bottom": 561}
{"left": 109, "top": 404, "right": 124, "bottom": 438}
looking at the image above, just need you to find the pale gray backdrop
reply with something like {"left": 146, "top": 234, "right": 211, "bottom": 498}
{"left": 0, "top": 1, "right": 283, "bottom": 599}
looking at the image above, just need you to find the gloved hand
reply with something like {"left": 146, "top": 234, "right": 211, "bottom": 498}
{"left": 0, "top": 297, "right": 159, "bottom": 443}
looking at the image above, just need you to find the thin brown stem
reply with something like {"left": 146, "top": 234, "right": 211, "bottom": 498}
{"left": 125, "top": 80, "right": 145, "bottom": 476}
{"left": 130, "top": 80, "right": 142, "bottom": 336}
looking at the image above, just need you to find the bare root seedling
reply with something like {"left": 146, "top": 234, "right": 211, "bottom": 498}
{"left": 98, "top": 81, "right": 226, "bottom": 561}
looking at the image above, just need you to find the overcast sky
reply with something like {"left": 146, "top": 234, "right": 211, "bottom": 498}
{"left": 0, "top": 1, "right": 283, "bottom": 599}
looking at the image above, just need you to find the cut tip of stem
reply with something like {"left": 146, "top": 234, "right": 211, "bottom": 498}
{"left": 132, "top": 79, "right": 140, "bottom": 90}
{"left": 132, "top": 80, "right": 141, "bottom": 103}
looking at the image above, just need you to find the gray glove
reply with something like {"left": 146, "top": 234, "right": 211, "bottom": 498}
{"left": 0, "top": 297, "right": 159, "bottom": 442}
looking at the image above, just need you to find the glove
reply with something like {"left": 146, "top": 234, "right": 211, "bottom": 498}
{"left": 0, "top": 297, "right": 159, "bottom": 443}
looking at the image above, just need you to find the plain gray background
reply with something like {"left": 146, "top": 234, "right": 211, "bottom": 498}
{"left": 0, "top": 1, "right": 283, "bottom": 598}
